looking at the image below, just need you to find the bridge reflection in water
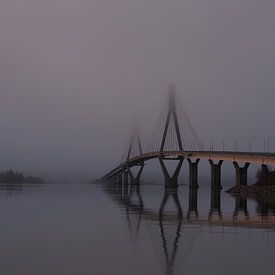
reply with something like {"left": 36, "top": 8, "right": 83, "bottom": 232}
{"left": 103, "top": 181, "right": 275, "bottom": 275}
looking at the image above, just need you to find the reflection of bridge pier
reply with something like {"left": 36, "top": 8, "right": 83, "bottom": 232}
{"left": 256, "top": 197, "right": 275, "bottom": 216}
{"left": 187, "top": 188, "right": 198, "bottom": 220}
{"left": 209, "top": 190, "right": 222, "bottom": 220}
{"left": 159, "top": 185, "right": 183, "bottom": 218}
{"left": 124, "top": 183, "right": 144, "bottom": 243}
{"left": 233, "top": 196, "right": 249, "bottom": 219}
{"left": 159, "top": 185, "right": 183, "bottom": 275}
{"left": 128, "top": 183, "right": 144, "bottom": 209}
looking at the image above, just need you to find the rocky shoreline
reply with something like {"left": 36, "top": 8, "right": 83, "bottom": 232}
{"left": 227, "top": 184, "right": 275, "bottom": 194}
{"left": 226, "top": 184, "right": 275, "bottom": 203}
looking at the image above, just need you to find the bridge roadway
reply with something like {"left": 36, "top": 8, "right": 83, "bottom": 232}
{"left": 103, "top": 150, "right": 275, "bottom": 180}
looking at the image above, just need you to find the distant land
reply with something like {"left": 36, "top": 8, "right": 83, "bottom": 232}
{"left": 0, "top": 170, "right": 44, "bottom": 184}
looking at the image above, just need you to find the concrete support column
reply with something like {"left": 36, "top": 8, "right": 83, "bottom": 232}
{"left": 128, "top": 163, "right": 144, "bottom": 185}
{"left": 209, "top": 160, "right": 223, "bottom": 190}
{"left": 112, "top": 176, "right": 117, "bottom": 185}
{"left": 233, "top": 162, "right": 250, "bottom": 186}
{"left": 261, "top": 164, "right": 269, "bottom": 184}
{"left": 116, "top": 175, "right": 123, "bottom": 194}
{"left": 159, "top": 157, "right": 184, "bottom": 187}
{"left": 188, "top": 158, "right": 200, "bottom": 189}
{"left": 123, "top": 171, "right": 129, "bottom": 197}
{"left": 117, "top": 172, "right": 123, "bottom": 185}
{"left": 123, "top": 171, "right": 129, "bottom": 185}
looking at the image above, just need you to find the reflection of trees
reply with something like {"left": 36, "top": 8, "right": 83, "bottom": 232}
{"left": 0, "top": 183, "right": 41, "bottom": 196}
{"left": 0, "top": 183, "right": 23, "bottom": 195}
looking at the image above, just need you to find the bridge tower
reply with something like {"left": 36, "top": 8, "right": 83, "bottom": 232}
{"left": 126, "top": 128, "right": 144, "bottom": 185}
{"left": 157, "top": 84, "right": 203, "bottom": 187}
{"left": 160, "top": 84, "right": 183, "bottom": 152}
{"left": 159, "top": 84, "right": 184, "bottom": 186}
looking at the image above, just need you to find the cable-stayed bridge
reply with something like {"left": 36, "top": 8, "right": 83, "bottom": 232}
{"left": 102, "top": 84, "right": 275, "bottom": 189}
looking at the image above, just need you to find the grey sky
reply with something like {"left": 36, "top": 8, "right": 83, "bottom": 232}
{"left": 0, "top": 0, "right": 274, "bottom": 179}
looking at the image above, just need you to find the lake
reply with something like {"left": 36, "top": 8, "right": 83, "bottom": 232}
{"left": 0, "top": 181, "right": 274, "bottom": 275}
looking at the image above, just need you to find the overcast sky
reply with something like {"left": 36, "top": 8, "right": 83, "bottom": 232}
{"left": 0, "top": 0, "right": 274, "bottom": 180}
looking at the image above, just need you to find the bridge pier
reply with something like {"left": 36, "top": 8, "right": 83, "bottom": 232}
{"left": 188, "top": 158, "right": 200, "bottom": 189}
{"left": 111, "top": 175, "right": 117, "bottom": 185}
{"left": 116, "top": 175, "right": 123, "bottom": 194}
{"left": 122, "top": 171, "right": 129, "bottom": 196}
{"left": 117, "top": 172, "right": 123, "bottom": 185}
{"left": 233, "top": 162, "right": 250, "bottom": 186}
{"left": 128, "top": 163, "right": 144, "bottom": 185}
{"left": 159, "top": 157, "right": 184, "bottom": 187}
{"left": 260, "top": 164, "right": 269, "bottom": 184}
{"left": 123, "top": 170, "right": 129, "bottom": 184}
{"left": 209, "top": 160, "right": 223, "bottom": 190}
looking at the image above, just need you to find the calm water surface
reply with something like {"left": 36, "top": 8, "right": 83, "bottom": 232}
{"left": 0, "top": 182, "right": 275, "bottom": 275}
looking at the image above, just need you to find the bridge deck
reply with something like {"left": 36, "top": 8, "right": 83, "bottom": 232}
{"left": 103, "top": 150, "right": 275, "bottom": 179}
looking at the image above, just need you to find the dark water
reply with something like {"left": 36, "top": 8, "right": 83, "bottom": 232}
{"left": 0, "top": 182, "right": 275, "bottom": 275}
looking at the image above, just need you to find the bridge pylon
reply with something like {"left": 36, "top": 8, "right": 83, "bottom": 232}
{"left": 160, "top": 84, "right": 183, "bottom": 152}
{"left": 128, "top": 163, "right": 144, "bottom": 185}
{"left": 124, "top": 126, "right": 145, "bottom": 185}
{"left": 158, "top": 85, "right": 185, "bottom": 186}
{"left": 159, "top": 157, "right": 184, "bottom": 187}
{"left": 126, "top": 126, "right": 143, "bottom": 161}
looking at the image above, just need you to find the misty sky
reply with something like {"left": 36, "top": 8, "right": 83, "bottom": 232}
{"left": 0, "top": 0, "right": 275, "bottom": 179}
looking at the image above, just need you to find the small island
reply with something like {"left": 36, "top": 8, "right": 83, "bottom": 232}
{"left": 227, "top": 165, "right": 275, "bottom": 196}
{"left": 0, "top": 170, "right": 44, "bottom": 184}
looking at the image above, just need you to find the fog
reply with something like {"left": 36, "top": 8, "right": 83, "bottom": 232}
{"left": 0, "top": 0, "right": 274, "bottom": 181}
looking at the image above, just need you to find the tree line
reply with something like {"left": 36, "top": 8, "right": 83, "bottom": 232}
{"left": 0, "top": 170, "right": 44, "bottom": 184}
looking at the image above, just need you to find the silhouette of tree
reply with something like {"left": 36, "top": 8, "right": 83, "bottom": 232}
{"left": 0, "top": 169, "right": 44, "bottom": 184}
